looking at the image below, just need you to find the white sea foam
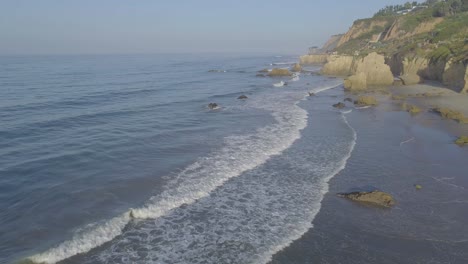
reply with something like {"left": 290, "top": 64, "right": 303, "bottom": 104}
{"left": 28, "top": 83, "right": 311, "bottom": 264}
{"left": 290, "top": 73, "right": 300, "bottom": 82}
{"left": 355, "top": 105, "right": 371, "bottom": 109}
{"left": 273, "top": 81, "right": 285, "bottom": 87}
{"left": 87, "top": 96, "right": 357, "bottom": 264}
{"left": 272, "top": 61, "right": 296, "bottom": 65}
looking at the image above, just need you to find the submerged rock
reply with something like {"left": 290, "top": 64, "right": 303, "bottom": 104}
{"left": 267, "top": 68, "right": 293, "bottom": 77}
{"left": 258, "top": 68, "right": 269, "bottom": 73}
{"left": 344, "top": 97, "right": 353, "bottom": 102}
{"left": 237, "top": 95, "right": 248, "bottom": 100}
{"left": 256, "top": 73, "right": 266, "bottom": 77}
{"left": 354, "top": 96, "right": 378, "bottom": 107}
{"left": 333, "top": 102, "right": 346, "bottom": 109}
{"left": 338, "top": 191, "right": 395, "bottom": 207}
{"left": 455, "top": 136, "right": 468, "bottom": 146}
{"left": 208, "top": 103, "right": 219, "bottom": 110}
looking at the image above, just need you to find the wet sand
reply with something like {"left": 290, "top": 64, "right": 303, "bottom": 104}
{"left": 271, "top": 84, "right": 468, "bottom": 263}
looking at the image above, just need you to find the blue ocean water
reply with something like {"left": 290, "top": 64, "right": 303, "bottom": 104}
{"left": 0, "top": 54, "right": 355, "bottom": 264}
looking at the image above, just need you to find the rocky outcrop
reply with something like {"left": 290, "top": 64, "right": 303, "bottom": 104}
{"left": 341, "top": 53, "right": 394, "bottom": 90}
{"left": 354, "top": 96, "right": 378, "bottom": 107}
{"left": 299, "top": 54, "right": 328, "bottom": 65}
{"left": 432, "top": 107, "right": 468, "bottom": 124}
{"left": 338, "top": 191, "right": 395, "bottom": 207}
{"left": 455, "top": 136, "right": 468, "bottom": 146}
{"left": 321, "top": 55, "right": 355, "bottom": 76}
{"left": 333, "top": 102, "right": 346, "bottom": 109}
{"left": 291, "top": 63, "right": 302, "bottom": 72}
{"left": 344, "top": 72, "right": 367, "bottom": 91}
{"left": 208, "top": 103, "right": 219, "bottom": 110}
{"left": 268, "top": 68, "right": 293, "bottom": 77}
{"left": 387, "top": 56, "right": 468, "bottom": 92}
{"left": 443, "top": 60, "right": 468, "bottom": 93}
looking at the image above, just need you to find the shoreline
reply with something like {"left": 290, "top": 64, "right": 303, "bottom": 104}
{"left": 271, "top": 66, "right": 468, "bottom": 263}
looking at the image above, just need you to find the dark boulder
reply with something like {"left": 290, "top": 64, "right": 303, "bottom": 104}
{"left": 208, "top": 103, "right": 219, "bottom": 110}
{"left": 333, "top": 102, "right": 346, "bottom": 109}
{"left": 238, "top": 95, "right": 248, "bottom": 100}
{"left": 344, "top": 97, "right": 353, "bottom": 102}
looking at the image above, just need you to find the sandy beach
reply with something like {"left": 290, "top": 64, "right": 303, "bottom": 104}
{"left": 271, "top": 82, "right": 468, "bottom": 263}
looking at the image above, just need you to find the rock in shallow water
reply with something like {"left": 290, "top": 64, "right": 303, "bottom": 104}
{"left": 333, "top": 102, "right": 346, "bottom": 109}
{"left": 354, "top": 96, "right": 378, "bottom": 107}
{"left": 237, "top": 95, "right": 248, "bottom": 100}
{"left": 208, "top": 103, "right": 219, "bottom": 110}
{"left": 338, "top": 191, "right": 395, "bottom": 207}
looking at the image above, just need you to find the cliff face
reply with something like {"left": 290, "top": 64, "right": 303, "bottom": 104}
{"left": 337, "top": 18, "right": 392, "bottom": 47}
{"left": 299, "top": 54, "right": 328, "bottom": 65}
{"left": 321, "top": 34, "right": 343, "bottom": 52}
{"left": 382, "top": 17, "right": 443, "bottom": 41}
{"left": 310, "top": 3, "right": 468, "bottom": 93}
{"left": 321, "top": 55, "right": 355, "bottom": 76}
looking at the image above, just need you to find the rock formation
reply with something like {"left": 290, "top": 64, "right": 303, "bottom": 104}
{"left": 354, "top": 96, "right": 378, "bottom": 107}
{"left": 268, "top": 68, "right": 293, "bottom": 77}
{"left": 299, "top": 54, "right": 328, "bottom": 65}
{"left": 338, "top": 191, "right": 395, "bottom": 207}
{"left": 321, "top": 55, "right": 355, "bottom": 76}
{"left": 291, "top": 63, "right": 302, "bottom": 72}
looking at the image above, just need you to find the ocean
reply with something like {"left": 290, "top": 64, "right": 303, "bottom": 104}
{"left": 0, "top": 54, "right": 356, "bottom": 263}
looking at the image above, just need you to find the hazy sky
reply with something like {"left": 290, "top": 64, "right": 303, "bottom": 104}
{"left": 1, "top": 0, "right": 414, "bottom": 55}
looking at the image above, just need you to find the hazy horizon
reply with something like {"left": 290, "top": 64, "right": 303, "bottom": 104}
{"left": 1, "top": 0, "right": 414, "bottom": 55}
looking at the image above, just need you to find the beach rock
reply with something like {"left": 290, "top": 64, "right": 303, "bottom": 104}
{"left": 308, "top": 92, "right": 315, "bottom": 97}
{"left": 321, "top": 55, "right": 355, "bottom": 76}
{"left": 400, "top": 74, "right": 421, "bottom": 85}
{"left": 393, "top": 78, "right": 404, "bottom": 86}
{"left": 354, "top": 96, "right": 378, "bottom": 107}
{"left": 237, "top": 95, "right": 248, "bottom": 100}
{"left": 291, "top": 63, "right": 302, "bottom": 72}
{"left": 267, "top": 68, "right": 293, "bottom": 77}
{"left": 333, "top": 102, "right": 346, "bottom": 109}
{"left": 256, "top": 73, "right": 266, "bottom": 77}
{"left": 344, "top": 98, "right": 353, "bottom": 102}
{"left": 344, "top": 72, "right": 367, "bottom": 91}
{"left": 208, "top": 103, "right": 219, "bottom": 110}
{"left": 432, "top": 107, "right": 468, "bottom": 124}
{"left": 338, "top": 191, "right": 395, "bottom": 207}
{"left": 455, "top": 136, "right": 468, "bottom": 146}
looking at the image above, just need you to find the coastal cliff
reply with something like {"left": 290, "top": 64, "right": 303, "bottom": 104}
{"left": 304, "top": 0, "right": 468, "bottom": 92}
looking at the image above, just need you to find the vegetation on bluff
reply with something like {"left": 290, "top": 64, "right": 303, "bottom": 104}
{"left": 335, "top": 0, "right": 468, "bottom": 63}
